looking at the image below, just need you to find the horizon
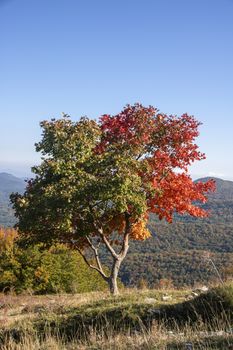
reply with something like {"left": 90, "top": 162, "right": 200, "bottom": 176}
{"left": 0, "top": 168, "right": 232, "bottom": 183}
{"left": 1, "top": 0, "right": 233, "bottom": 180}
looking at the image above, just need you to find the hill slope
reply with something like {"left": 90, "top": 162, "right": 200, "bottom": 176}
{"left": 196, "top": 176, "right": 233, "bottom": 201}
{"left": 119, "top": 177, "right": 233, "bottom": 287}
{"left": 0, "top": 173, "right": 25, "bottom": 227}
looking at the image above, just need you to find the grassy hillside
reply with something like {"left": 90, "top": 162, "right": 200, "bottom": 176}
{"left": 0, "top": 283, "right": 232, "bottom": 349}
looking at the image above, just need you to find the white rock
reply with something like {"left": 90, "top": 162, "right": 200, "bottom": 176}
{"left": 162, "top": 295, "right": 172, "bottom": 301}
{"left": 200, "top": 285, "right": 209, "bottom": 292}
{"left": 144, "top": 297, "right": 157, "bottom": 304}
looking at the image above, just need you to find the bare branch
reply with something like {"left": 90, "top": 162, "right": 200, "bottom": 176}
{"left": 87, "top": 203, "right": 119, "bottom": 260}
{"left": 119, "top": 213, "right": 131, "bottom": 260}
{"left": 77, "top": 247, "right": 108, "bottom": 281}
{"left": 136, "top": 153, "right": 143, "bottom": 161}
{"left": 89, "top": 200, "right": 104, "bottom": 209}
{"left": 98, "top": 229, "right": 119, "bottom": 260}
{"left": 85, "top": 236, "right": 105, "bottom": 275}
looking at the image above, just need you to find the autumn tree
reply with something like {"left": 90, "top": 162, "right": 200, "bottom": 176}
{"left": 0, "top": 227, "right": 18, "bottom": 252}
{"left": 11, "top": 104, "right": 215, "bottom": 295}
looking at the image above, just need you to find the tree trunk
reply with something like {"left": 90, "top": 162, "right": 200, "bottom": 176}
{"left": 108, "top": 274, "right": 119, "bottom": 295}
{"left": 107, "top": 214, "right": 131, "bottom": 295}
{"left": 108, "top": 258, "right": 121, "bottom": 295}
{"left": 80, "top": 213, "right": 131, "bottom": 295}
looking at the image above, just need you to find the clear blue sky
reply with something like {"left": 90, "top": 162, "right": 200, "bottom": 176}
{"left": 0, "top": 0, "right": 233, "bottom": 179}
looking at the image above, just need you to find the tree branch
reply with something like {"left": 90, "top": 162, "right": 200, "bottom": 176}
{"left": 98, "top": 229, "right": 119, "bottom": 260}
{"left": 88, "top": 203, "right": 119, "bottom": 261}
{"left": 85, "top": 236, "right": 105, "bottom": 276}
{"left": 77, "top": 247, "right": 108, "bottom": 281}
{"left": 119, "top": 212, "right": 131, "bottom": 260}
{"left": 136, "top": 153, "right": 143, "bottom": 161}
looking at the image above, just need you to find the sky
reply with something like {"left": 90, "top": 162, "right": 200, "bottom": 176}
{"left": 0, "top": 0, "right": 233, "bottom": 179}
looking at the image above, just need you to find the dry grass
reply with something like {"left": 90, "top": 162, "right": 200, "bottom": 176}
{"left": 1, "top": 324, "right": 233, "bottom": 349}
{"left": 0, "top": 288, "right": 188, "bottom": 328}
{"left": 0, "top": 285, "right": 232, "bottom": 349}
{"left": 0, "top": 290, "right": 119, "bottom": 329}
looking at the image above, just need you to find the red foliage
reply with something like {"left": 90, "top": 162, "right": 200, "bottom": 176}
{"left": 97, "top": 104, "right": 215, "bottom": 226}
{"left": 148, "top": 173, "right": 215, "bottom": 222}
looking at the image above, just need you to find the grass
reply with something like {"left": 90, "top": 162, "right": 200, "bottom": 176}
{"left": 0, "top": 283, "right": 232, "bottom": 349}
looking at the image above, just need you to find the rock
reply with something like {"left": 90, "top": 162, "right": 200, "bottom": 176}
{"left": 144, "top": 297, "right": 157, "bottom": 304}
{"left": 193, "top": 285, "right": 209, "bottom": 294}
{"left": 168, "top": 331, "right": 175, "bottom": 337}
{"left": 162, "top": 294, "right": 172, "bottom": 301}
{"left": 199, "top": 285, "right": 209, "bottom": 292}
{"left": 185, "top": 294, "right": 194, "bottom": 300}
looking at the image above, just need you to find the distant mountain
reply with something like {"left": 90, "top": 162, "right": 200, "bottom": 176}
{"left": 0, "top": 173, "right": 25, "bottom": 227}
{"left": 195, "top": 177, "right": 233, "bottom": 201}
{"left": 0, "top": 173, "right": 25, "bottom": 202}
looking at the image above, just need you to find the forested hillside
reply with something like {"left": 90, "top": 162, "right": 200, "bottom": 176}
{"left": 0, "top": 173, "right": 25, "bottom": 227}
{"left": 119, "top": 177, "right": 233, "bottom": 287}
{"left": 1, "top": 174, "right": 233, "bottom": 287}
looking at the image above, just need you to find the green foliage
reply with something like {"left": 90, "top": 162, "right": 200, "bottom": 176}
{"left": 10, "top": 115, "right": 148, "bottom": 245}
{"left": 0, "top": 242, "right": 107, "bottom": 294}
{"left": 34, "top": 244, "right": 108, "bottom": 294}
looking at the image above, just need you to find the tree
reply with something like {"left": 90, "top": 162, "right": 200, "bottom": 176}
{"left": 0, "top": 230, "right": 108, "bottom": 293}
{"left": 11, "top": 104, "right": 215, "bottom": 295}
{"left": 0, "top": 227, "right": 17, "bottom": 252}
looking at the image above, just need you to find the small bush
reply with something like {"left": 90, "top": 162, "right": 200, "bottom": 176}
{"left": 0, "top": 229, "right": 108, "bottom": 294}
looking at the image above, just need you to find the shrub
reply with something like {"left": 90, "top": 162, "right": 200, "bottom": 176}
{"left": 0, "top": 228, "right": 108, "bottom": 294}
